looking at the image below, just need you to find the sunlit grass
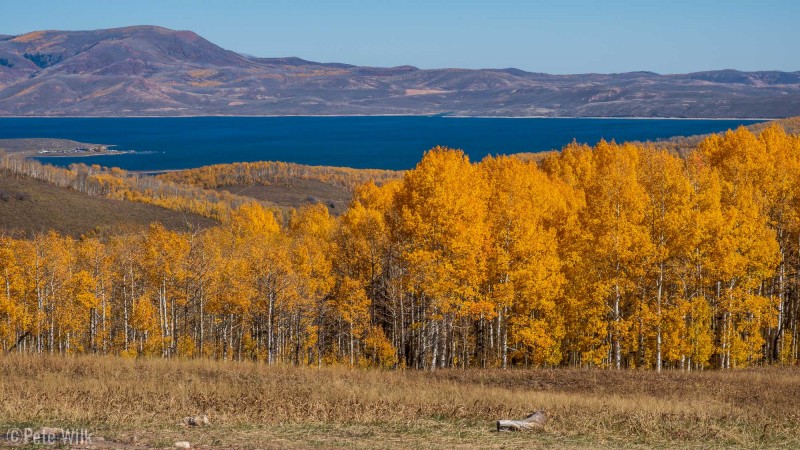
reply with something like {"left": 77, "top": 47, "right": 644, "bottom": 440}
{"left": 1, "top": 354, "right": 798, "bottom": 448}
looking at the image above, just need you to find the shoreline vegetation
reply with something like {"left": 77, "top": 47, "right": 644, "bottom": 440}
{"left": 0, "top": 138, "right": 121, "bottom": 158}
{"left": 1, "top": 123, "right": 800, "bottom": 372}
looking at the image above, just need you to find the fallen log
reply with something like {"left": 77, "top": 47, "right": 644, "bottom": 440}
{"left": 182, "top": 415, "right": 209, "bottom": 427}
{"left": 496, "top": 410, "right": 548, "bottom": 432}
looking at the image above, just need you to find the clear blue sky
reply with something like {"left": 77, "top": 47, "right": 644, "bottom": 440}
{"left": 0, "top": 0, "right": 796, "bottom": 74}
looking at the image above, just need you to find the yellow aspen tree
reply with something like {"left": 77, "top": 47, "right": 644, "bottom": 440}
{"left": 662, "top": 295, "right": 714, "bottom": 369}
{"left": 202, "top": 224, "right": 255, "bottom": 360}
{"left": 226, "top": 202, "right": 295, "bottom": 363}
{"left": 393, "top": 147, "right": 487, "bottom": 369}
{"left": 541, "top": 144, "right": 603, "bottom": 367}
{"left": 334, "top": 192, "right": 390, "bottom": 365}
{"left": 107, "top": 233, "right": 146, "bottom": 355}
{"left": 344, "top": 180, "right": 404, "bottom": 364}
{"left": 638, "top": 147, "right": 694, "bottom": 370}
{"left": 130, "top": 292, "right": 160, "bottom": 356}
{"left": 330, "top": 276, "right": 371, "bottom": 366}
{"left": 481, "top": 155, "right": 565, "bottom": 367}
{"left": 141, "top": 224, "right": 190, "bottom": 357}
{"left": 75, "top": 237, "right": 111, "bottom": 353}
{"left": 698, "top": 130, "right": 780, "bottom": 368}
{"left": 674, "top": 152, "right": 727, "bottom": 369}
{"left": 33, "top": 232, "right": 74, "bottom": 354}
{"left": 289, "top": 203, "right": 335, "bottom": 366}
{"left": 0, "top": 237, "right": 30, "bottom": 351}
{"left": 66, "top": 269, "right": 97, "bottom": 353}
{"left": 581, "top": 141, "right": 651, "bottom": 369}
{"left": 361, "top": 325, "right": 398, "bottom": 368}
{"left": 754, "top": 126, "right": 800, "bottom": 363}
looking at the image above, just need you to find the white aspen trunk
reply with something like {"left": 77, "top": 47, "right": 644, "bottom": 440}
{"left": 440, "top": 317, "right": 449, "bottom": 368}
{"left": 430, "top": 321, "right": 438, "bottom": 371}
{"left": 775, "top": 248, "right": 785, "bottom": 361}
{"left": 237, "top": 320, "right": 243, "bottom": 362}
{"left": 349, "top": 322, "right": 355, "bottom": 367}
{"left": 656, "top": 261, "right": 664, "bottom": 372}
{"left": 170, "top": 295, "right": 176, "bottom": 356}
{"left": 124, "top": 292, "right": 130, "bottom": 352}
{"left": 36, "top": 265, "right": 42, "bottom": 353}
{"left": 614, "top": 278, "right": 621, "bottom": 370}
{"left": 228, "top": 313, "right": 234, "bottom": 360}
{"left": 102, "top": 289, "right": 107, "bottom": 353}
{"left": 724, "top": 311, "right": 731, "bottom": 370}
{"left": 88, "top": 307, "right": 95, "bottom": 353}
{"left": 398, "top": 294, "right": 405, "bottom": 367}
{"left": 159, "top": 279, "right": 167, "bottom": 357}
{"left": 199, "top": 287, "right": 205, "bottom": 355}
{"left": 445, "top": 316, "right": 452, "bottom": 369}
{"left": 49, "top": 313, "right": 54, "bottom": 354}
{"left": 267, "top": 291, "right": 274, "bottom": 365}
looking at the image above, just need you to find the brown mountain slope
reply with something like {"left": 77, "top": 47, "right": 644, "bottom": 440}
{"left": 638, "top": 116, "right": 800, "bottom": 155}
{"left": 1, "top": 26, "right": 800, "bottom": 117}
{"left": 0, "top": 170, "right": 215, "bottom": 237}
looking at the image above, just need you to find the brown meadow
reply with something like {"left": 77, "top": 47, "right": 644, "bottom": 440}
{"left": 1, "top": 354, "right": 798, "bottom": 448}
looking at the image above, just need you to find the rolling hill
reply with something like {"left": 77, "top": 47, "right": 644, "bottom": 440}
{"left": 0, "top": 26, "right": 799, "bottom": 117}
{"left": 0, "top": 169, "right": 216, "bottom": 237}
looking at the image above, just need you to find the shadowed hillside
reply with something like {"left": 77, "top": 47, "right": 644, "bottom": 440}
{"left": 215, "top": 178, "right": 352, "bottom": 215}
{"left": 0, "top": 170, "right": 215, "bottom": 237}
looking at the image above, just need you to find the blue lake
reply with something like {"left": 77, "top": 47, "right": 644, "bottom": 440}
{"left": 0, "top": 116, "right": 765, "bottom": 171}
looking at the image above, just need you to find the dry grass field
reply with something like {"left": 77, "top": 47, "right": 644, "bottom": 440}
{"left": 0, "top": 355, "right": 798, "bottom": 449}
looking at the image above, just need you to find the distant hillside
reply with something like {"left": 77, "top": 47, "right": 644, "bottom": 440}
{"left": 157, "top": 160, "right": 403, "bottom": 215}
{"left": 641, "top": 116, "right": 800, "bottom": 155}
{"left": 1, "top": 26, "right": 799, "bottom": 117}
{"left": 0, "top": 138, "right": 106, "bottom": 154}
{"left": 510, "top": 116, "right": 800, "bottom": 161}
{"left": 0, "top": 170, "right": 215, "bottom": 237}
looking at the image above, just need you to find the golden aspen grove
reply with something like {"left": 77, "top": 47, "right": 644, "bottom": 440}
{"left": 2, "top": 125, "right": 800, "bottom": 371}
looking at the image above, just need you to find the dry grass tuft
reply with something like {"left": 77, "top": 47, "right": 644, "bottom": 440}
{"left": 0, "top": 354, "right": 798, "bottom": 448}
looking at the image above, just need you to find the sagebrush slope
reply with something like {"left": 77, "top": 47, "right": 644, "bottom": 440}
{"left": 1, "top": 26, "right": 800, "bottom": 117}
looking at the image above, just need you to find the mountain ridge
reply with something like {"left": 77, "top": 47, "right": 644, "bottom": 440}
{"left": 1, "top": 25, "right": 799, "bottom": 117}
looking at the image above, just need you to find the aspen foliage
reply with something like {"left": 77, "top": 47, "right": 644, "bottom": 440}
{"left": 1, "top": 125, "right": 799, "bottom": 369}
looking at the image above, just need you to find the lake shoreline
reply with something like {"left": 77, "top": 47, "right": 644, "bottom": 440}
{"left": 34, "top": 151, "right": 129, "bottom": 158}
{"left": 0, "top": 114, "right": 778, "bottom": 121}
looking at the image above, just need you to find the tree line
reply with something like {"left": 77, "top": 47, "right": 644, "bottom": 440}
{"left": 155, "top": 160, "right": 402, "bottom": 191}
{"left": 0, "top": 155, "right": 250, "bottom": 222}
{"left": 1, "top": 125, "right": 799, "bottom": 370}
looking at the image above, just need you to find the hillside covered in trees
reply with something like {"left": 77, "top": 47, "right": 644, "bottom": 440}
{"left": 1, "top": 125, "right": 799, "bottom": 370}
{"left": 0, "top": 170, "right": 216, "bottom": 237}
